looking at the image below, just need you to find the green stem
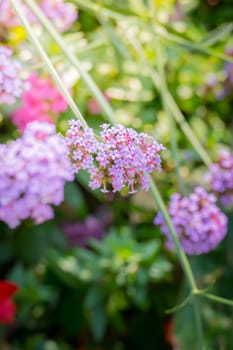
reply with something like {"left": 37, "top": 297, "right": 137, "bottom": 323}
{"left": 74, "top": 0, "right": 233, "bottom": 64}
{"left": 10, "top": 0, "right": 87, "bottom": 127}
{"left": 150, "top": 178, "right": 197, "bottom": 291}
{"left": 127, "top": 33, "right": 211, "bottom": 167}
{"left": 193, "top": 298, "right": 206, "bottom": 350}
{"left": 203, "top": 293, "right": 233, "bottom": 306}
{"left": 72, "top": 0, "right": 129, "bottom": 22}
{"left": 23, "top": 0, "right": 117, "bottom": 125}
{"left": 155, "top": 37, "right": 187, "bottom": 195}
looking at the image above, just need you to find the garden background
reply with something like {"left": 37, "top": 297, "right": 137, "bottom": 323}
{"left": 0, "top": 0, "right": 233, "bottom": 349}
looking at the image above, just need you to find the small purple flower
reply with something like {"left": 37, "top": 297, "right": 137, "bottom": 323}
{"left": 205, "top": 149, "right": 233, "bottom": 208}
{"left": 0, "top": 46, "right": 29, "bottom": 105}
{"left": 154, "top": 187, "right": 228, "bottom": 255}
{"left": 65, "top": 120, "right": 165, "bottom": 194}
{"left": 0, "top": 121, "right": 74, "bottom": 228}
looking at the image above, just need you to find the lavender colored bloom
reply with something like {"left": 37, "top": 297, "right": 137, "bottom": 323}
{"left": 0, "top": 121, "right": 74, "bottom": 228}
{"left": 0, "top": 0, "right": 77, "bottom": 32}
{"left": 65, "top": 120, "right": 165, "bottom": 194}
{"left": 154, "top": 187, "right": 228, "bottom": 255}
{"left": 40, "top": 0, "right": 78, "bottom": 32}
{"left": 0, "top": 46, "right": 29, "bottom": 105}
{"left": 205, "top": 149, "right": 233, "bottom": 208}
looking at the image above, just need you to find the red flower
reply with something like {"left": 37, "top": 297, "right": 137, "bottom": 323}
{"left": 0, "top": 281, "right": 19, "bottom": 325}
{"left": 165, "top": 319, "right": 177, "bottom": 348}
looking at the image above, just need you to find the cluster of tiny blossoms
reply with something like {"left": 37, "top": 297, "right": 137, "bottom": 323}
{"left": 65, "top": 120, "right": 165, "bottom": 193}
{"left": 205, "top": 149, "right": 233, "bottom": 208}
{"left": 154, "top": 187, "right": 227, "bottom": 255}
{"left": 0, "top": 46, "right": 29, "bottom": 105}
{"left": 0, "top": 122, "right": 73, "bottom": 228}
{"left": 12, "top": 74, "right": 68, "bottom": 131}
{"left": 0, "top": 0, "right": 77, "bottom": 32}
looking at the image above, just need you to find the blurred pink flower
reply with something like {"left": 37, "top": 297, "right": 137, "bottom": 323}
{"left": 87, "top": 93, "right": 110, "bottom": 115}
{"left": 12, "top": 74, "right": 68, "bottom": 132}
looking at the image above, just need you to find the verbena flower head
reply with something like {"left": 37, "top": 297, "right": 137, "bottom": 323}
{"left": 0, "top": 46, "right": 29, "bottom": 105}
{"left": 0, "top": 0, "right": 77, "bottom": 32}
{"left": 65, "top": 120, "right": 165, "bottom": 193}
{"left": 0, "top": 121, "right": 74, "bottom": 228}
{"left": 12, "top": 74, "right": 68, "bottom": 131}
{"left": 205, "top": 149, "right": 233, "bottom": 208}
{"left": 154, "top": 187, "right": 228, "bottom": 255}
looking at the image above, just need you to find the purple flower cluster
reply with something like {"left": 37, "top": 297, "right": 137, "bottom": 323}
{"left": 65, "top": 120, "right": 165, "bottom": 193}
{"left": 0, "top": 46, "right": 29, "bottom": 105}
{"left": 0, "top": 0, "right": 77, "bottom": 32}
{"left": 205, "top": 149, "right": 233, "bottom": 208}
{"left": 154, "top": 187, "right": 228, "bottom": 255}
{"left": 0, "top": 122, "right": 74, "bottom": 228}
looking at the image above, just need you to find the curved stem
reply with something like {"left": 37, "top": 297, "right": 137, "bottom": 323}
{"left": 10, "top": 0, "right": 88, "bottom": 127}
{"left": 126, "top": 32, "right": 211, "bottom": 167}
{"left": 23, "top": 0, "right": 117, "bottom": 125}
{"left": 203, "top": 293, "right": 233, "bottom": 306}
{"left": 155, "top": 37, "right": 187, "bottom": 195}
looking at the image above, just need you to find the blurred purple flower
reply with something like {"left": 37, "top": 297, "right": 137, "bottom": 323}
{"left": 0, "top": 0, "right": 77, "bottom": 32}
{"left": 0, "top": 46, "right": 29, "bottom": 105}
{"left": 63, "top": 208, "right": 112, "bottom": 248}
{"left": 0, "top": 121, "right": 74, "bottom": 228}
{"left": 65, "top": 120, "right": 165, "bottom": 193}
{"left": 154, "top": 187, "right": 228, "bottom": 255}
{"left": 205, "top": 149, "right": 233, "bottom": 208}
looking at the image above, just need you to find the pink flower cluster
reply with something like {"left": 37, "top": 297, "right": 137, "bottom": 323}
{"left": 0, "top": 121, "right": 73, "bottom": 228}
{"left": 205, "top": 149, "right": 233, "bottom": 208}
{"left": 0, "top": 0, "right": 77, "bottom": 32}
{"left": 12, "top": 74, "right": 68, "bottom": 132}
{"left": 65, "top": 120, "right": 165, "bottom": 193}
{"left": 0, "top": 46, "right": 29, "bottom": 105}
{"left": 154, "top": 187, "right": 228, "bottom": 255}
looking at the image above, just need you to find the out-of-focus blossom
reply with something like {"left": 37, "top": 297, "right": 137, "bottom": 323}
{"left": 40, "top": 0, "right": 78, "bottom": 32}
{"left": 65, "top": 120, "right": 165, "bottom": 193}
{"left": 0, "top": 0, "right": 77, "bottom": 32}
{"left": 0, "top": 121, "right": 74, "bottom": 228}
{"left": 12, "top": 74, "right": 68, "bottom": 132}
{"left": 0, "top": 46, "right": 29, "bottom": 105}
{"left": 63, "top": 208, "right": 112, "bottom": 248}
{"left": 205, "top": 149, "right": 233, "bottom": 208}
{"left": 154, "top": 187, "right": 227, "bottom": 255}
{"left": 87, "top": 93, "right": 110, "bottom": 115}
{"left": 0, "top": 281, "right": 19, "bottom": 325}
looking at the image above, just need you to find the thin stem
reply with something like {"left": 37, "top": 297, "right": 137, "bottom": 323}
{"left": 203, "top": 293, "right": 233, "bottom": 306}
{"left": 10, "top": 0, "right": 87, "bottom": 127}
{"left": 72, "top": 0, "right": 130, "bottom": 22}
{"left": 23, "top": 0, "right": 117, "bottom": 125}
{"left": 150, "top": 178, "right": 197, "bottom": 291}
{"left": 74, "top": 0, "right": 233, "bottom": 64}
{"left": 193, "top": 298, "right": 206, "bottom": 350}
{"left": 155, "top": 37, "right": 187, "bottom": 195}
{"left": 127, "top": 32, "right": 211, "bottom": 167}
